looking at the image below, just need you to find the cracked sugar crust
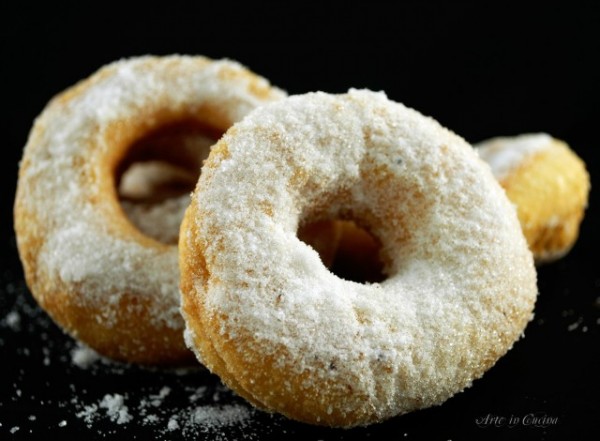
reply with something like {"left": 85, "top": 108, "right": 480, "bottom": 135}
{"left": 14, "top": 55, "right": 286, "bottom": 364}
{"left": 180, "top": 90, "right": 538, "bottom": 426}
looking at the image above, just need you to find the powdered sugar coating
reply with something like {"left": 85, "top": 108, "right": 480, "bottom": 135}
{"left": 14, "top": 55, "right": 286, "bottom": 363}
{"left": 476, "top": 133, "right": 552, "bottom": 180}
{"left": 181, "top": 90, "right": 537, "bottom": 426}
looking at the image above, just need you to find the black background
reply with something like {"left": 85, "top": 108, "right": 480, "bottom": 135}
{"left": 1, "top": 3, "right": 598, "bottom": 440}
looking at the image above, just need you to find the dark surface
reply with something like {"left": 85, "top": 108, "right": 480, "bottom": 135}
{"left": 1, "top": 4, "right": 599, "bottom": 440}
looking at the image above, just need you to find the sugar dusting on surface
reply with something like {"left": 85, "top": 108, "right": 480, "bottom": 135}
{"left": 183, "top": 89, "right": 538, "bottom": 424}
{"left": 476, "top": 133, "right": 553, "bottom": 180}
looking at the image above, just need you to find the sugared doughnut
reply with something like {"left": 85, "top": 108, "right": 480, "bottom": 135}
{"left": 14, "top": 55, "right": 286, "bottom": 364}
{"left": 180, "top": 90, "right": 538, "bottom": 426}
{"left": 477, "top": 133, "right": 590, "bottom": 262}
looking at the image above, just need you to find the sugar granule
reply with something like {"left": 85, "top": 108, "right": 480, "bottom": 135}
{"left": 71, "top": 343, "right": 101, "bottom": 369}
{"left": 100, "top": 394, "right": 132, "bottom": 424}
{"left": 3, "top": 311, "right": 21, "bottom": 331}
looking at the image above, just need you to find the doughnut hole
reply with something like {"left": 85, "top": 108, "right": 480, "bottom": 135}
{"left": 332, "top": 220, "right": 386, "bottom": 283}
{"left": 115, "top": 120, "right": 222, "bottom": 244}
{"left": 298, "top": 219, "right": 385, "bottom": 284}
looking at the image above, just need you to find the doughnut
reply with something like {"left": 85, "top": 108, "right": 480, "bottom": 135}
{"left": 477, "top": 133, "right": 590, "bottom": 262}
{"left": 14, "top": 55, "right": 286, "bottom": 364}
{"left": 180, "top": 89, "right": 538, "bottom": 426}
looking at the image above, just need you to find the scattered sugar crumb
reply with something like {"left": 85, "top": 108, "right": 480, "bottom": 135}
{"left": 10, "top": 426, "right": 19, "bottom": 434}
{"left": 28, "top": 415, "right": 36, "bottom": 421}
{"left": 150, "top": 386, "right": 171, "bottom": 406}
{"left": 144, "top": 415, "right": 159, "bottom": 424}
{"left": 71, "top": 343, "right": 101, "bottom": 369}
{"left": 77, "top": 404, "right": 99, "bottom": 424}
{"left": 74, "top": 385, "right": 260, "bottom": 437}
{"left": 167, "top": 416, "right": 179, "bottom": 431}
{"left": 3, "top": 311, "right": 21, "bottom": 331}
{"left": 138, "top": 385, "right": 172, "bottom": 417}
{"left": 58, "top": 420, "right": 67, "bottom": 427}
{"left": 191, "top": 404, "right": 251, "bottom": 427}
{"left": 582, "top": 326, "right": 588, "bottom": 332}
{"left": 567, "top": 318, "right": 583, "bottom": 332}
{"left": 100, "top": 394, "right": 132, "bottom": 424}
{"left": 77, "top": 394, "right": 132, "bottom": 425}
{"left": 188, "top": 386, "right": 207, "bottom": 403}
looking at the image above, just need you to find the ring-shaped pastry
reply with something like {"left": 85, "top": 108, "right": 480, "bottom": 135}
{"left": 180, "top": 90, "right": 538, "bottom": 426}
